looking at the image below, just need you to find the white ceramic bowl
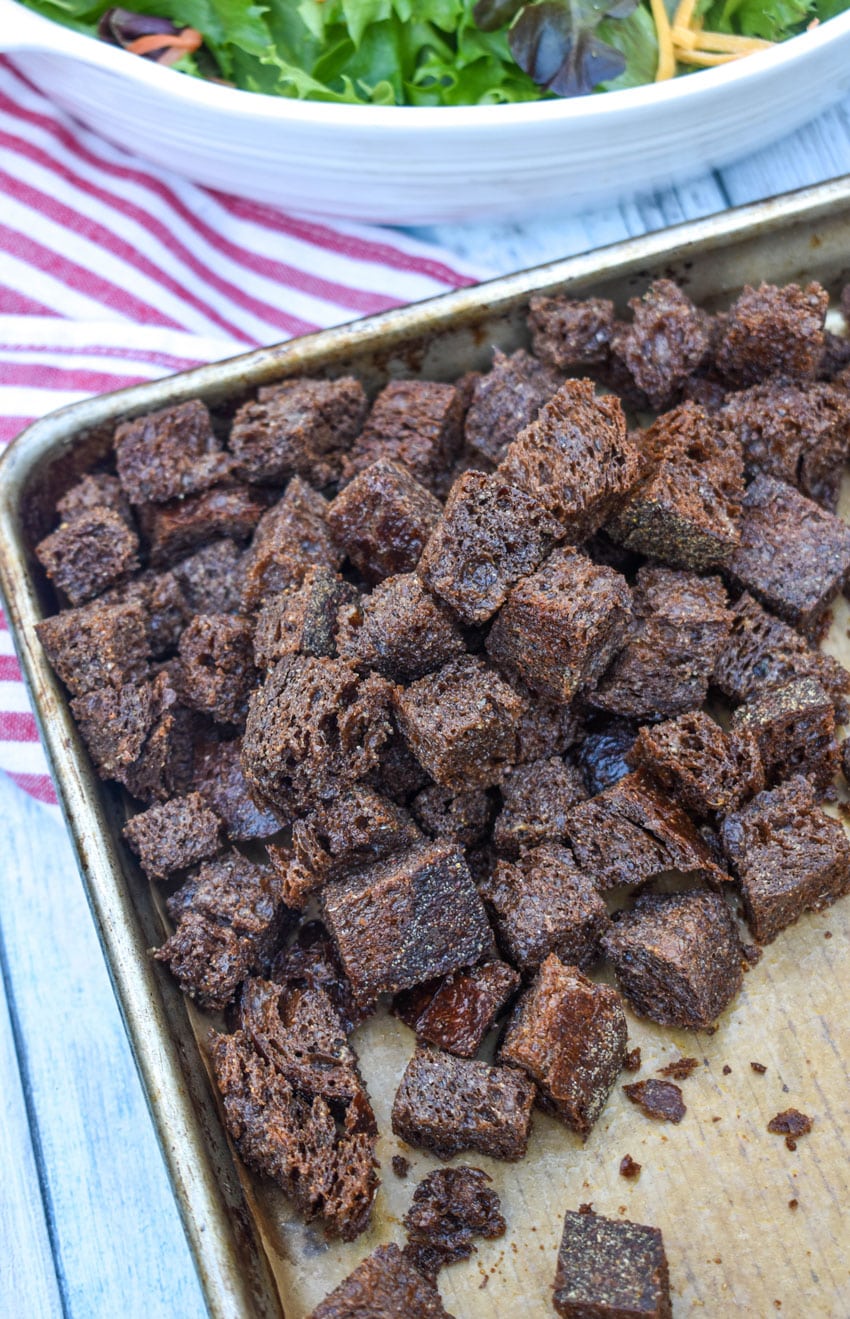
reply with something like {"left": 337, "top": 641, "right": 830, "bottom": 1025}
{"left": 4, "top": 0, "right": 850, "bottom": 223}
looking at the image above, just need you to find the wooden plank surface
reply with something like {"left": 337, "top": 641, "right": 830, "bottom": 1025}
{"left": 0, "top": 773, "right": 206, "bottom": 1319}
{"left": 4, "top": 94, "right": 850, "bottom": 1318}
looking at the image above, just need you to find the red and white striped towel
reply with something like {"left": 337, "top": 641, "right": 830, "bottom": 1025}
{"left": 0, "top": 55, "right": 484, "bottom": 811}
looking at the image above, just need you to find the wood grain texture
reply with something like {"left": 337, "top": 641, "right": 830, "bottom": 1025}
{"left": 0, "top": 956, "right": 62, "bottom": 1319}
{"left": 0, "top": 774, "right": 206, "bottom": 1319}
{"left": 5, "top": 100, "right": 850, "bottom": 1317}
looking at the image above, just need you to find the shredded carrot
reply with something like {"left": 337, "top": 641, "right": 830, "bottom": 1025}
{"left": 650, "top": 0, "right": 676, "bottom": 80}
{"left": 126, "top": 29, "right": 203, "bottom": 57}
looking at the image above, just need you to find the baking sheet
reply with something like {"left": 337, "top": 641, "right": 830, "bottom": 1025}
{"left": 3, "top": 177, "right": 850, "bottom": 1318}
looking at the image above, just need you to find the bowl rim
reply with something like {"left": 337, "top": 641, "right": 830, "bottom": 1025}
{"left": 7, "top": 0, "right": 850, "bottom": 128}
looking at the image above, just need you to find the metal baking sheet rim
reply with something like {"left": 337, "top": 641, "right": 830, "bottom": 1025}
{"left": 2, "top": 173, "right": 850, "bottom": 1319}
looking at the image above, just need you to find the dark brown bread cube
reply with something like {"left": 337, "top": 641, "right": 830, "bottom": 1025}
{"left": 241, "top": 477, "right": 343, "bottom": 612}
{"left": 229, "top": 376, "right": 368, "bottom": 486}
{"left": 36, "top": 598, "right": 150, "bottom": 697}
{"left": 611, "top": 279, "right": 711, "bottom": 410}
{"left": 553, "top": 1209, "right": 672, "bottom": 1319}
{"left": 321, "top": 841, "right": 492, "bottom": 1001}
{"left": 391, "top": 1046, "right": 535, "bottom": 1161}
{"left": 267, "top": 843, "right": 323, "bottom": 911}
{"left": 209, "top": 1029, "right": 378, "bottom": 1245}
{"left": 528, "top": 294, "right": 616, "bottom": 371}
{"left": 401, "top": 1165, "right": 506, "bottom": 1281}
{"left": 336, "top": 572, "right": 465, "bottom": 682}
{"left": 365, "top": 717, "right": 431, "bottom": 804}
{"left": 192, "top": 736, "right": 281, "bottom": 841}
{"left": 411, "top": 785, "right": 496, "bottom": 849}
{"left": 114, "top": 399, "right": 231, "bottom": 504}
{"left": 591, "top": 567, "right": 731, "bottom": 720}
{"left": 395, "top": 655, "right": 523, "bottom": 791}
{"left": 103, "top": 569, "right": 189, "bottom": 658}
{"left": 499, "top": 955, "right": 627, "bottom": 1135}
{"left": 724, "top": 475, "right": 850, "bottom": 635}
{"left": 293, "top": 785, "right": 422, "bottom": 882}
{"left": 712, "top": 592, "right": 850, "bottom": 720}
{"left": 122, "top": 791, "right": 222, "bottom": 880}
{"left": 270, "top": 921, "right": 369, "bottom": 1036}
{"left": 719, "top": 380, "right": 850, "bottom": 511}
{"left": 843, "top": 737, "right": 850, "bottom": 787}
{"left": 142, "top": 483, "right": 271, "bottom": 568}
{"left": 464, "top": 348, "right": 562, "bottom": 465}
{"left": 486, "top": 548, "right": 632, "bottom": 703}
{"left": 344, "top": 379, "right": 463, "bottom": 493}
{"left": 178, "top": 613, "right": 257, "bottom": 726}
{"left": 253, "top": 567, "right": 357, "bottom": 670}
{"left": 171, "top": 539, "right": 246, "bottom": 616}
{"left": 35, "top": 507, "right": 139, "bottom": 606}
{"left": 394, "top": 961, "right": 519, "bottom": 1058}
{"left": 481, "top": 844, "right": 609, "bottom": 973}
{"left": 716, "top": 282, "right": 828, "bottom": 387}
{"left": 494, "top": 756, "right": 588, "bottom": 857}
{"left": 56, "top": 472, "right": 132, "bottom": 526}
{"left": 238, "top": 976, "right": 374, "bottom": 1114}
{"left": 629, "top": 711, "right": 764, "bottom": 818}
{"left": 564, "top": 770, "right": 729, "bottom": 891}
{"left": 328, "top": 459, "right": 442, "bottom": 586}
{"left": 577, "top": 719, "right": 637, "bottom": 796}
{"left": 720, "top": 775, "right": 850, "bottom": 943}
{"left": 157, "top": 852, "right": 290, "bottom": 1009}
{"left": 609, "top": 402, "right": 743, "bottom": 571}
{"left": 242, "top": 654, "right": 392, "bottom": 816}
{"left": 499, "top": 378, "right": 641, "bottom": 542}
{"left": 418, "top": 470, "right": 560, "bottom": 625}
{"left": 307, "top": 1243, "right": 453, "bottom": 1319}
{"left": 733, "top": 677, "right": 839, "bottom": 794}
{"left": 602, "top": 891, "right": 743, "bottom": 1030}
{"left": 513, "top": 685, "right": 584, "bottom": 765}
{"left": 70, "top": 668, "right": 194, "bottom": 802}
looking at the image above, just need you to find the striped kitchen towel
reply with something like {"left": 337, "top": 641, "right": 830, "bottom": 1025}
{"left": 0, "top": 55, "right": 483, "bottom": 810}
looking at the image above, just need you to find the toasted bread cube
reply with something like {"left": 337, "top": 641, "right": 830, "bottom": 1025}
{"left": 391, "top": 1046, "right": 535, "bottom": 1161}
{"left": 465, "top": 348, "right": 562, "bottom": 465}
{"left": 343, "top": 379, "right": 463, "bottom": 494}
{"left": 721, "top": 775, "right": 850, "bottom": 943}
{"left": 418, "top": 470, "right": 560, "bottom": 625}
{"left": 499, "top": 378, "right": 641, "bottom": 542}
{"left": 602, "top": 891, "right": 743, "bottom": 1030}
{"left": 486, "top": 548, "right": 632, "bottom": 703}
{"left": 337, "top": 572, "right": 465, "bottom": 682}
{"left": 716, "top": 281, "right": 827, "bottom": 387}
{"left": 122, "top": 791, "right": 222, "bottom": 880}
{"left": 609, "top": 402, "right": 743, "bottom": 571}
{"left": 307, "top": 1243, "right": 452, "bottom": 1319}
{"left": 35, "top": 506, "right": 139, "bottom": 606}
{"left": 321, "top": 841, "right": 492, "bottom": 1001}
{"left": 629, "top": 710, "right": 764, "bottom": 818}
{"left": 494, "top": 756, "right": 587, "bottom": 858}
{"left": 499, "top": 956, "right": 627, "bottom": 1135}
{"left": 482, "top": 844, "right": 609, "bottom": 973}
{"left": 394, "top": 655, "right": 523, "bottom": 791}
{"left": 114, "top": 399, "right": 230, "bottom": 504}
{"left": 328, "top": 459, "right": 442, "bottom": 585}
{"left": 553, "top": 1208, "right": 672, "bottom": 1319}
{"left": 732, "top": 677, "right": 839, "bottom": 794}
{"left": 724, "top": 475, "right": 850, "bottom": 635}
{"left": 229, "top": 376, "right": 367, "bottom": 486}
{"left": 564, "top": 770, "right": 728, "bottom": 891}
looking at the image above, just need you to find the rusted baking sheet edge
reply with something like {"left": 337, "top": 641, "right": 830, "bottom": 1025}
{"left": 1, "top": 172, "right": 849, "bottom": 1319}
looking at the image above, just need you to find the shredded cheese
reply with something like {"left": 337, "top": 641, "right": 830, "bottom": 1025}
{"left": 651, "top": 0, "right": 676, "bottom": 80}
{"left": 652, "top": 0, "right": 775, "bottom": 82}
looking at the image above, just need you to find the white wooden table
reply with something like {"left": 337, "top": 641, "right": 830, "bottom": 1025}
{"left": 4, "top": 103, "right": 850, "bottom": 1318}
